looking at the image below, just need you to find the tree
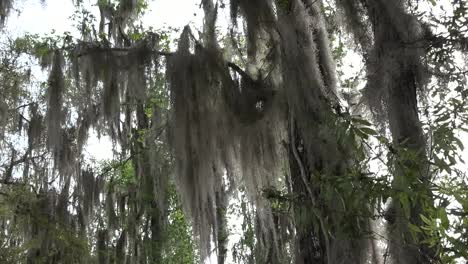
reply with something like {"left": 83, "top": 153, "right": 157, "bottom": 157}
{"left": 0, "top": 0, "right": 467, "bottom": 263}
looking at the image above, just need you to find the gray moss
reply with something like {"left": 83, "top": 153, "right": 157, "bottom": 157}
{"left": 0, "top": 0, "right": 12, "bottom": 25}
{"left": 46, "top": 50, "right": 65, "bottom": 154}
{"left": 335, "top": 0, "right": 373, "bottom": 54}
{"left": 168, "top": 16, "right": 286, "bottom": 260}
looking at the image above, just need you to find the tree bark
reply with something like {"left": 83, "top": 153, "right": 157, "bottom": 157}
{"left": 364, "top": 0, "right": 438, "bottom": 262}
{"left": 288, "top": 120, "right": 326, "bottom": 264}
{"left": 276, "top": 1, "right": 369, "bottom": 262}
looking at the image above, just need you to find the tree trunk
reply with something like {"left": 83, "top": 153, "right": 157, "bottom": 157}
{"left": 276, "top": 0, "right": 370, "bottom": 263}
{"left": 288, "top": 121, "right": 326, "bottom": 264}
{"left": 364, "top": 0, "right": 438, "bottom": 262}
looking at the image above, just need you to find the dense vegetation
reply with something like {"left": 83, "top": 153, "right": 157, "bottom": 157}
{"left": 0, "top": 0, "right": 467, "bottom": 263}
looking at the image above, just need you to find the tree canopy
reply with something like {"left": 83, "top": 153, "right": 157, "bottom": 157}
{"left": 0, "top": 0, "right": 467, "bottom": 263}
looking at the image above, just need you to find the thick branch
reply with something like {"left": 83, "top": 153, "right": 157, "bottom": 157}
{"left": 74, "top": 44, "right": 174, "bottom": 58}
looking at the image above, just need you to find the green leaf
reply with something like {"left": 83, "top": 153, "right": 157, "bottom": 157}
{"left": 354, "top": 128, "right": 369, "bottom": 140}
{"left": 408, "top": 223, "right": 422, "bottom": 233}
{"left": 351, "top": 117, "right": 372, "bottom": 126}
{"left": 400, "top": 194, "right": 411, "bottom": 218}
{"left": 359, "top": 127, "right": 378, "bottom": 136}
{"left": 435, "top": 114, "right": 450, "bottom": 123}
{"left": 420, "top": 214, "right": 432, "bottom": 226}
{"left": 438, "top": 207, "right": 449, "bottom": 230}
{"left": 408, "top": 223, "right": 421, "bottom": 242}
{"left": 454, "top": 137, "right": 464, "bottom": 151}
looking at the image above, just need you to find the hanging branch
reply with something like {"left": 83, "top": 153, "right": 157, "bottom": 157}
{"left": 74, "top": 45, "right": 174, "bottom": 58}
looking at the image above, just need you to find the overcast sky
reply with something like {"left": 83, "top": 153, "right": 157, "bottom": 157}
{"left": 8, "top": 0, "right": 203, "bottom": 35}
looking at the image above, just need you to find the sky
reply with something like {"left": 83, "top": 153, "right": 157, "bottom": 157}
{"left": 8, "top": 0, "right": 203, "bottom": 35}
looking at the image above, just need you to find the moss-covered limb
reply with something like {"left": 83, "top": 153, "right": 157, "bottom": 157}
{"left": 230, "top": 0, "right": 277, "bottom": 59}
{"left": 96, "top": 0, "right": 146, "bottom": 45}
{"left": 201, "top": 0, "right": 217, "bottom": 48}
{"left": 45, "top": 50, "right": 65, "bottom": 153}
{"left": 0, "top": 0, "right": 12, "bottom": 25}
{"left": 224, "top": 61, "right": 276, "bottom": 124}
{"left": 337, "top": 0, "right": 441, "bottom": 259}
{"left": 168, "top": 23, "right": 282, "bottom": 260}
{"left": 362, "top": 0, "right": 438, "bottom": 263}
{"left": 171, "top": 25, "right": 276, "bottom": 125}
{"left": 72, "top": 42, "right": 172, "bottom": 61}
{"left": 335, "top": 0, "right": 372, "bottom": 55}
{"left": 276, "top": 0, "right": 373, "bottom": 262}
{"left": 304, "top": 0, "right": 339, "bottom": 96}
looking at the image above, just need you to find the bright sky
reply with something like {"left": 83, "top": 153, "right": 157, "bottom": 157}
{"left": 8, "top": 0, "right": 204, "bottom": 35}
